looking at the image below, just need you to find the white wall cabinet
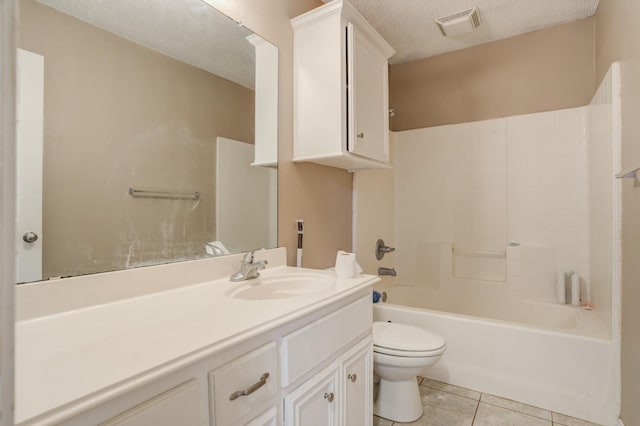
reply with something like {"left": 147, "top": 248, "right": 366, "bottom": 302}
{"left": 291, "top": 0, "right": 395, "bottom": 171}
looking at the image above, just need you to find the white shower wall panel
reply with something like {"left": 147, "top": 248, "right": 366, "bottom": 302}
{"left": 506, "top": 107, "right": 590, "bottom": 301}
{"left": 392, "top": 119, "right": 508, "bottom": 288}
{"left": 587, "top": 63, "right": 621, "bottom": 342}
{"left": 392, "top": 107, "right": 590, "bottom": 304}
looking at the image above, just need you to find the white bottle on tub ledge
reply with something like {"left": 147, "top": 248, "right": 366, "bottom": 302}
{"left": 570, "top": 272, "right": 581, "bottom": 306}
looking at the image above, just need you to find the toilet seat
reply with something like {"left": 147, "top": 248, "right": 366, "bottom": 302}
{"left": 373, "top": 321, "right": 445, "bottom": 357}
{"left": 373, "top": 322, "right": 446, "bottom": 423}
{"left": 373, "top": 345, "right": 445, "bottom": 357}
{"left": 373, "top": 321, "right": 447, "bottom": 423}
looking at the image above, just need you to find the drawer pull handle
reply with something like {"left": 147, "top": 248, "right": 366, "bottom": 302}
{"left": 357, "top": 132, "right": 364, "bottom": 139}
{"left": 229, "top": 372, "right": 270, "bottom": 401}
{"left": 348, "top": 373, "right": 357, "bottom": 383}
{"left": 324, "top": 392, "right": 334, "bottom": 403}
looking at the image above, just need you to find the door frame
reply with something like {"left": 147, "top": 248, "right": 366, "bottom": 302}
{"left": 15, "top": 48, "right": 44, "bottom": 284}
{"left": 0, "top": 0, "right": 17, "bottom": 425}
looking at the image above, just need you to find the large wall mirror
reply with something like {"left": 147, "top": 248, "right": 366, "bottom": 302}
{"left": 16, "top": 0, "right": 278, "bottom": 284}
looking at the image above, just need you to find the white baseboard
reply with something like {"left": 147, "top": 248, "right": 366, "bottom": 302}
{"left": 618, "top": 419, "right": 624, "bottom": 426}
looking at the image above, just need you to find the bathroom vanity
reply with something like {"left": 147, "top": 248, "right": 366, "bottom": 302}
{"left": 15, "top": 249, "right": 378, "bottom": 425}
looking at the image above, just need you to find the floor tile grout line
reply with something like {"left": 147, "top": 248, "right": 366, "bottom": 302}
{"left": 421, "top": 378, "right": 482, "bottom": 399}
{"left": 414, "top": 378, "right": 598, "bottom": 426}
{"left": 418, "top": 383, "right": 482, "bottom": 402}
{"left": 471, "top": 393, "right": 482, "bottom": 425}
{"left": 478, "top": 398, "right": 553, "bottom": 422}
{"left": 439, "top": 385, "right": 555, "bottom": 424}
{"left": 479, "top": 401, "right": 559, "bottom": 425}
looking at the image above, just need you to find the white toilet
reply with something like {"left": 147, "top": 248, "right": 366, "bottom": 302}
{"left": 372, "top": 321, "right": 446, "bottom": 423}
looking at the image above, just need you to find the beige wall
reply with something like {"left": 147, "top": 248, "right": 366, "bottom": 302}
{"left": 389, "top": 18, "right": 596, "bottom": 130}
{"left": 19, "top": 0, "right": 255, "bottom": 279}
{"left": 211, "top": 0, "right": 353, "bottom": 269}
{"left": 596, "top": 2, "right": 640, "bottom": 424}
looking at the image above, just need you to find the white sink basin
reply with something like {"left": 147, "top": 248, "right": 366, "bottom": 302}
{"left": 226, "top": 272, "right": 335, "bottom": 300}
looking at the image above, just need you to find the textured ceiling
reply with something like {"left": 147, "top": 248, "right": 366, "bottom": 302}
{"left": 327, "top": 0, "right": 599, "bottom": 64}
{"left": 36, "top": 0, "right": 257, "bottom": 88}
{"left": 36, "top": 0, "right": 599, "bottom": 83}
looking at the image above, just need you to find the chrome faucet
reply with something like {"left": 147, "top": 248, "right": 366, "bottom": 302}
{"left": 378, "top": 267, "right": 397, "bottom": 277}
{"left": 230, "top": 249, "right": 268, "bottom": 282}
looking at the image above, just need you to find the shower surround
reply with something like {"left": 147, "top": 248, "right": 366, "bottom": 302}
{"left": 355, "top": 64, "right": 621, "bottom": 424}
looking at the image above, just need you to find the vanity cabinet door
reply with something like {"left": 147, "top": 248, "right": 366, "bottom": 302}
{"left": 284, "top": 364, "right": 340, "bottom": 426}
{"left": 341, "top": 337, "right": 373, "bottom": 426}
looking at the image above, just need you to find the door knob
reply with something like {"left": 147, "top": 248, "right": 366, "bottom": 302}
{"left": 348, "top": 373, "right": 357, "bottom": 383}
{"left": 324, "top": 392, "right": 334, "bottom": 402}
{"left": 23, "top": 232, "right": 38, "bottom": 243}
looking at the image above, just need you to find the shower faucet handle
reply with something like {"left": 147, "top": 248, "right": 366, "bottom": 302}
{"left": 378, "top": 267, "right": 397, "bottom": 277}
{"left": 375, "top": 239, "right": 395, "bottom": 260}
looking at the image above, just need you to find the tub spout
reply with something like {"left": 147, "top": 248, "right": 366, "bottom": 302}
{"left": 378, "top": 267, "right": 397, "bottom": 277}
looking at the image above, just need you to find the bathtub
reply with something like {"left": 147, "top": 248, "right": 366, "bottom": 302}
{"left": 374, "top": 286, "right": 618, "bottom": 426}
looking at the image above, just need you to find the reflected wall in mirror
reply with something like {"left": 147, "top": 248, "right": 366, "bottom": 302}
{"left": 16, "top": 0, "right": 278, "bottom": 283}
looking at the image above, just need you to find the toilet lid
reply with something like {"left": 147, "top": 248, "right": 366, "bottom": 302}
{"left": 373, "top": 321, "right": 445, "bottom": 352}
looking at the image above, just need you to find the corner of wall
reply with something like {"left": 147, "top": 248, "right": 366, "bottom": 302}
{"left": 210, "top": 0, "right": 352, "bottom": 269}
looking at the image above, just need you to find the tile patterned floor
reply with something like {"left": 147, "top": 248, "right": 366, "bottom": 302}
{"left": 373, "top": 377, "right": 604, "bottom": 426}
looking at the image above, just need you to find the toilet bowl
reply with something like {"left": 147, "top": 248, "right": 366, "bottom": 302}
{"left": 372, "top": 321, "right": 446, "bottom": 423}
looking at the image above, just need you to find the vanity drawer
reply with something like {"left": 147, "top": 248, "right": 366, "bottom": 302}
{"left": 209, "top": 342, "right": 279, "bottom": 426}
{"left": 100, "top": 380, "right": 201, "bottom": 426}
{"left": 281, "top": 295, "right": 372, "bottom": 386}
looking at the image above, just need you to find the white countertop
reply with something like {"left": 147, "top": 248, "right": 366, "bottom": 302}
{"left": 15, "top": 264, "right": 377, "bottom": 423}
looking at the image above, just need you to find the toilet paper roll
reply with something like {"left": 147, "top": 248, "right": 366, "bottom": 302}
{"left": 335, "top": 251, "right": 362, "bottom": 278}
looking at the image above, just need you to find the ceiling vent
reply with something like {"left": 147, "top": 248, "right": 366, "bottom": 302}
{"left": 435, "top": 7, "right": 481, "bottom": 37}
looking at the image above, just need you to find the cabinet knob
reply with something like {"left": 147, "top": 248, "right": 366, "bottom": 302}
{"left": 324, "top": 392, "right": 334, "bottom": 403}
{"left": 348, "top": 373, "right": 357, "bottom": 383}
{"left": 357, "top": 132, "right": 364, "bottom": 139}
